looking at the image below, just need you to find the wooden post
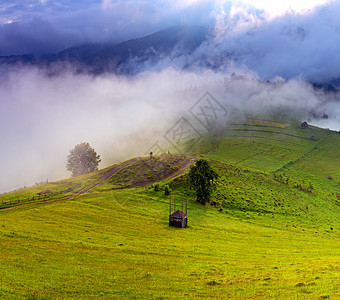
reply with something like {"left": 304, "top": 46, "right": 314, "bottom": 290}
{"left": 186, "top": 195, "right": 188, "bottom": 214}
{"left": 169, "top": 193, "right": 172, "bottom": 215}
{"left": 182, "top": 195, "right": 183, "bottom": 211}
{"left": 174, "top": 192, "right": 176, "bottom": 212}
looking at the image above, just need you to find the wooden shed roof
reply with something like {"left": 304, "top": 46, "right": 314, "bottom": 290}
{"left": 170, "top": 210, "right": 187, "bottom": 218}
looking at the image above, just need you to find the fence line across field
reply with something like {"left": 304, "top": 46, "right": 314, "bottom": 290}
{"left": 0, "top": 183, "right": 81, "bottom": 208}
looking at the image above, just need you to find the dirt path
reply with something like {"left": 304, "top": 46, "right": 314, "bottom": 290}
{"left": 207, "top": 145, "right": 219, "bottom": 154}
{"left": 0, "top": 158, "right": 140, "bottom": 211}
{"left": 165, "top": 158, "right": 196, "bottom": 180}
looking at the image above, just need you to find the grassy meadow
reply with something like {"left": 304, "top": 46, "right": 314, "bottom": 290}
{"left": 1, "top": 118, "right": 340, "bottom": 299}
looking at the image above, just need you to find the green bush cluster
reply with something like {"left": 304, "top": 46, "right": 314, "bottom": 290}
{"left": 164, "top": 185, "right": 171, "bottom": 195}
{"left": 154, "top": 183, "right": 160, "bottom": 192}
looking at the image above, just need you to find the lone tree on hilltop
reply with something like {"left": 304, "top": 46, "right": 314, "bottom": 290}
{"left": 188, "top": 158, "right": 218, "bottom": 204}
{"left": 66, "top": 142, "right": 101, "bottom": 177}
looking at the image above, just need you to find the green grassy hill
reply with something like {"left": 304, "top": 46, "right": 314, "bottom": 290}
{"left": 0, "top": 118, "right": 340, "bottom": 299}
{"left": 202, "top": 119, "right": 340, "bottom": 229}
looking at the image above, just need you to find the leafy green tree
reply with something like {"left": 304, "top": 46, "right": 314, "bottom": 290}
{"left": 66, "top": 142, "right": 101, "bottom": 177}
{"left": 188, "top": 159, "right": 218, "bottom": 204}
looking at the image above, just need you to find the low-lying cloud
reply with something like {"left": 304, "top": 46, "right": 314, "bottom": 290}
{"left": 1, "top": 65, "right": 339, "bottom": 193}
{"left": 138, "top": 1, "right": 340, "bottom": 82}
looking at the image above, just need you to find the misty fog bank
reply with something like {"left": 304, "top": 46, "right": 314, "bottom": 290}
{"left": 1, "top": 65, "right": 340, "bottom": 193}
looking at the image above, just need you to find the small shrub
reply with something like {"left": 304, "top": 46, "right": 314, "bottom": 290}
{"left": 308, "top": 182, "right": 314, "bottom": 191}
{"left": 143, "top": 271, "right": 152, "bottom": 278}
{"left": 207, "top": 279, "right": 221, "bottom": 286}
{"left": 164, "top": 185, "right": 171, "bottom": 195}
{"left": 154, "top": 183, "right": 160, "bottom": 192}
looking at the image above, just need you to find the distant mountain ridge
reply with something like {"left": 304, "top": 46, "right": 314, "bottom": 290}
{"left": 0, "top": 25, "right": 210, "bottom": 75}
{"left": 85, "top": 25, "right": 210, "bottom": 74}
{"left": 1, "top": 24, "right": 340, "bottom": 88}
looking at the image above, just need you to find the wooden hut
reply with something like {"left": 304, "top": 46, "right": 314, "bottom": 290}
{"left": 169, "top": 193, "right": 188, "bottom": 228}
{"left": 169, "top": 210, "right": 188, "bottom": 228}
{"left": 301, "top": 121, "right": 309, "bottom": 129}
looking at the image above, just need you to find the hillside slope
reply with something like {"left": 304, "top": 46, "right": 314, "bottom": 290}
{"left": 199, "top": 118, "right": 340, "bottom": 228}
{"left": 1, "top": 119, "right": 340, "bottom": 299}
{"left": 0, "top": 155, "right": 192, "bottom": 210}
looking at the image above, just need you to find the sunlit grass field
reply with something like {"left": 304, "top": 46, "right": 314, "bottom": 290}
{"left": 1, "top": 118, "right": 340, "bottom": 299}
{"left": 1, "top": 187, "right": 340, "bottom": 299}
